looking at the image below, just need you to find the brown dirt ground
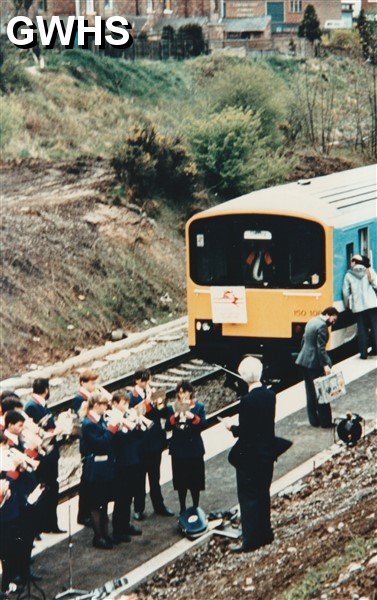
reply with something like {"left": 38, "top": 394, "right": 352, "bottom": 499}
{"left": 1, "top": 157, "right": 186, "bottom": 378}
{"left": 134, "top": 432, "right": 377, "bottom": 600}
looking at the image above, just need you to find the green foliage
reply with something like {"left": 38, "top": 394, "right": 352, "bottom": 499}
{"left": 0, "top": 43, "right": 31, "bottom": 94}
{"left": 176, "top": 24, "right": 206, "bottom": 58}
{"left": 187, "top": 107, "right": 290, "bottom": 199}
{"left": 298, "top": 4, "right": 322, "bottom": 43}
{"left": 161, "top": 25, "right": 176, "bottom": 59}
{"left": 111, "top": 124, "right": 198, "bottom": 203}
{"left": 325, "top": 30, "right": 362, "bottom": 57}
{"left": 46, "top": 50, "right": 188, "bottom": 100}
{"left": 201, "top": 61, "right": 288, "bottom": 140}
{"left": 357, "top": 9, "right": 377, "bottom": 63}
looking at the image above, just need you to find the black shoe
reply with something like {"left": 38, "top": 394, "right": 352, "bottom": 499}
{"left": 229, "top": 543, "right": 260, "bottom": 553}
{"left": 77, "top": 517, "right": 92, "bottom": 527}
{"left": 320, "top": 423, "right": 333, "bottom": 429}
{"left": 125, "top": 524, "right": 142, "bottom": 536}
{"left": 155, "top": 506, "right": 175, "bottom": 517}
{"left": 43, "top": 527, "right": 66, "bottom": 534}
{"left": 92, "top": 536, "right": 113, "bottom": 550}
{"left": 112, "top": 533, "right": 132, "bottom": 544}
{"left": 133, "top": 512, "right": 145, "bottom": 521}
{"left": 360, "top": 354, "right": 368, "bottom": 360}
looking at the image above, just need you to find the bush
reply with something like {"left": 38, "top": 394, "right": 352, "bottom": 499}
{"left": 0, "top": 44, "right": 31, "bottom": 94}
{"left": 187, "top": 107, "right": 290, "bottom": 199}
{"left": 325, "top": 30, "right": 362, "bottom": 58}
{"left": 203, "top": 61, "right": 288, "bottom": 140}
{"left": 111, "top": 124, "right": 199, "bottom": 203}
{"left": 176, "top": 24, "right": 206, "bottom": 59}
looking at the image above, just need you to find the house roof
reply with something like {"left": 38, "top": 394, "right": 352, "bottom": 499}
{"left": 221, "top": 17, "right": 271, "bottom": 33}
{"left": 128, "top": 16, "right": 148, "bottom": 31}
{"left": 153, "top": 17, "right": 208, "bottom": 33}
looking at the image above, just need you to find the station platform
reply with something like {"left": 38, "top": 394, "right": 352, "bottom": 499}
{"left": 27, "top": 355, "right": 376, "bottom": 598}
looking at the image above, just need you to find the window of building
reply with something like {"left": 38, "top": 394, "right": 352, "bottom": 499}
{"left": 41, "top": 0, "right": 48, "bottom": 11}
{"left": 86, "top": 0, "right": 94, "bottom": 13}
{"left": 104, "top": 0, "right": 113, "bottom": 8}
{"left": 147, "top": 0, "right": 154, "bottom": 14}
{"left": 290, "top": 0, "right": 302, "bottom": 12}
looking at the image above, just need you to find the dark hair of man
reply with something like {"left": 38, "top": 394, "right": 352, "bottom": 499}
{"left": 32, "top": 378, "right": 49, "bottom": 395}
{"left": 0, "top": 390, "right": 20, "bottom": 402}
{"left": 133, "top": 368, "right": 151, "bottom": 384}
{"left": 112, "top": 391, "right": 128, "bottom": 404}
{"left": 361, "top": 255, "right": 371, "bottom": 268}
{"left": 0, "top": 431, "right": 7, "bottom": 444}
{"left": 1, "top": 398, "right": 23, "bottom": 413}
{"left": 321, "top": 307, "right": 339, "bottom": 317}
{"left": 5, "top": 410, "right": 25, "bottom": 428}
{"left": 175, "top": 380, "right": 194, "bottom": 395}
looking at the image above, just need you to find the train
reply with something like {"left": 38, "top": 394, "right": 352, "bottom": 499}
{"left": 185, "top": 164, "right": 377, "bottom": 374}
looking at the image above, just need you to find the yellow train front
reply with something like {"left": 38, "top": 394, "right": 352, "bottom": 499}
{"left": 186, "top": 165, "right": 376, "bottom": 372}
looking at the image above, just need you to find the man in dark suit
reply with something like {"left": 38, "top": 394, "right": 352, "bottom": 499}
{"left": 223, "top": 356, "right": 276, "bottom": 553}
{"left": 295, "top": 307, "right": 339, "bottom": 428}
{"left": 24, "top": 378, "right": 65, "bottom": 534}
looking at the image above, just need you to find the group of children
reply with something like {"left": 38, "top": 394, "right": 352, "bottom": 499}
{"left": 0, "top": 368, "right": 207, "bottom": 592}
{"left": 73, "top": 368, "right": 207, "bottom": 550}
{"left": 0, "top": 379, "right": 64, "bottom": 594}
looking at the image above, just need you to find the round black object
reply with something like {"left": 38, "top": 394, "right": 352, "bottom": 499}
{"left": 336, "top": 413, "right": 362, "bottom": 447}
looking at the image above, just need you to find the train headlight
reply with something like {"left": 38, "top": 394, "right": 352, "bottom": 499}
{"left": 196, "top": 321, "right": 202, "bottom": 331}
{"left": 202, "top": 322, "right": 211, "bottom": 332}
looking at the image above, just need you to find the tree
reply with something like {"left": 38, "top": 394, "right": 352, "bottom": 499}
{"left": 176, "top": 24, "right": 206, "bottom": 59}
{"left": 298, "top": 4, "right": 322, "bottom": 44}
{"left": 161, "top": 25, "right": 176, "bottom": 59}
{"left": 357, "top": 9, "right": 377, "bottom": 64}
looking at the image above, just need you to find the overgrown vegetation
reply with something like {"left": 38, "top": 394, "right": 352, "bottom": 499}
{"left": 111, "top": 124, "right": 198, "bottom": 204}
{"left": 1, "top": 47, "right": 373, "bottom": 201}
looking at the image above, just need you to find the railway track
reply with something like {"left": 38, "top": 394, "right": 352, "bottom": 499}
{"left": 50, "top": 351, "right": 223, "bottom": 414}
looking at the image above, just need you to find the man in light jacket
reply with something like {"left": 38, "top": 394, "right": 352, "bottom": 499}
{"left": 295, "top": 307, "right": 339, "bottom": 428}
{"left": 342, "top": 255, "right": 377, "bottom": 359}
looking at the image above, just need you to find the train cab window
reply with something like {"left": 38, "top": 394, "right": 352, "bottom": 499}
{"left": 190, "top": 220, "right": 233, "bottom": 285}
{"left": 189, "top": 215, "right": 325, "bottom": 289}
